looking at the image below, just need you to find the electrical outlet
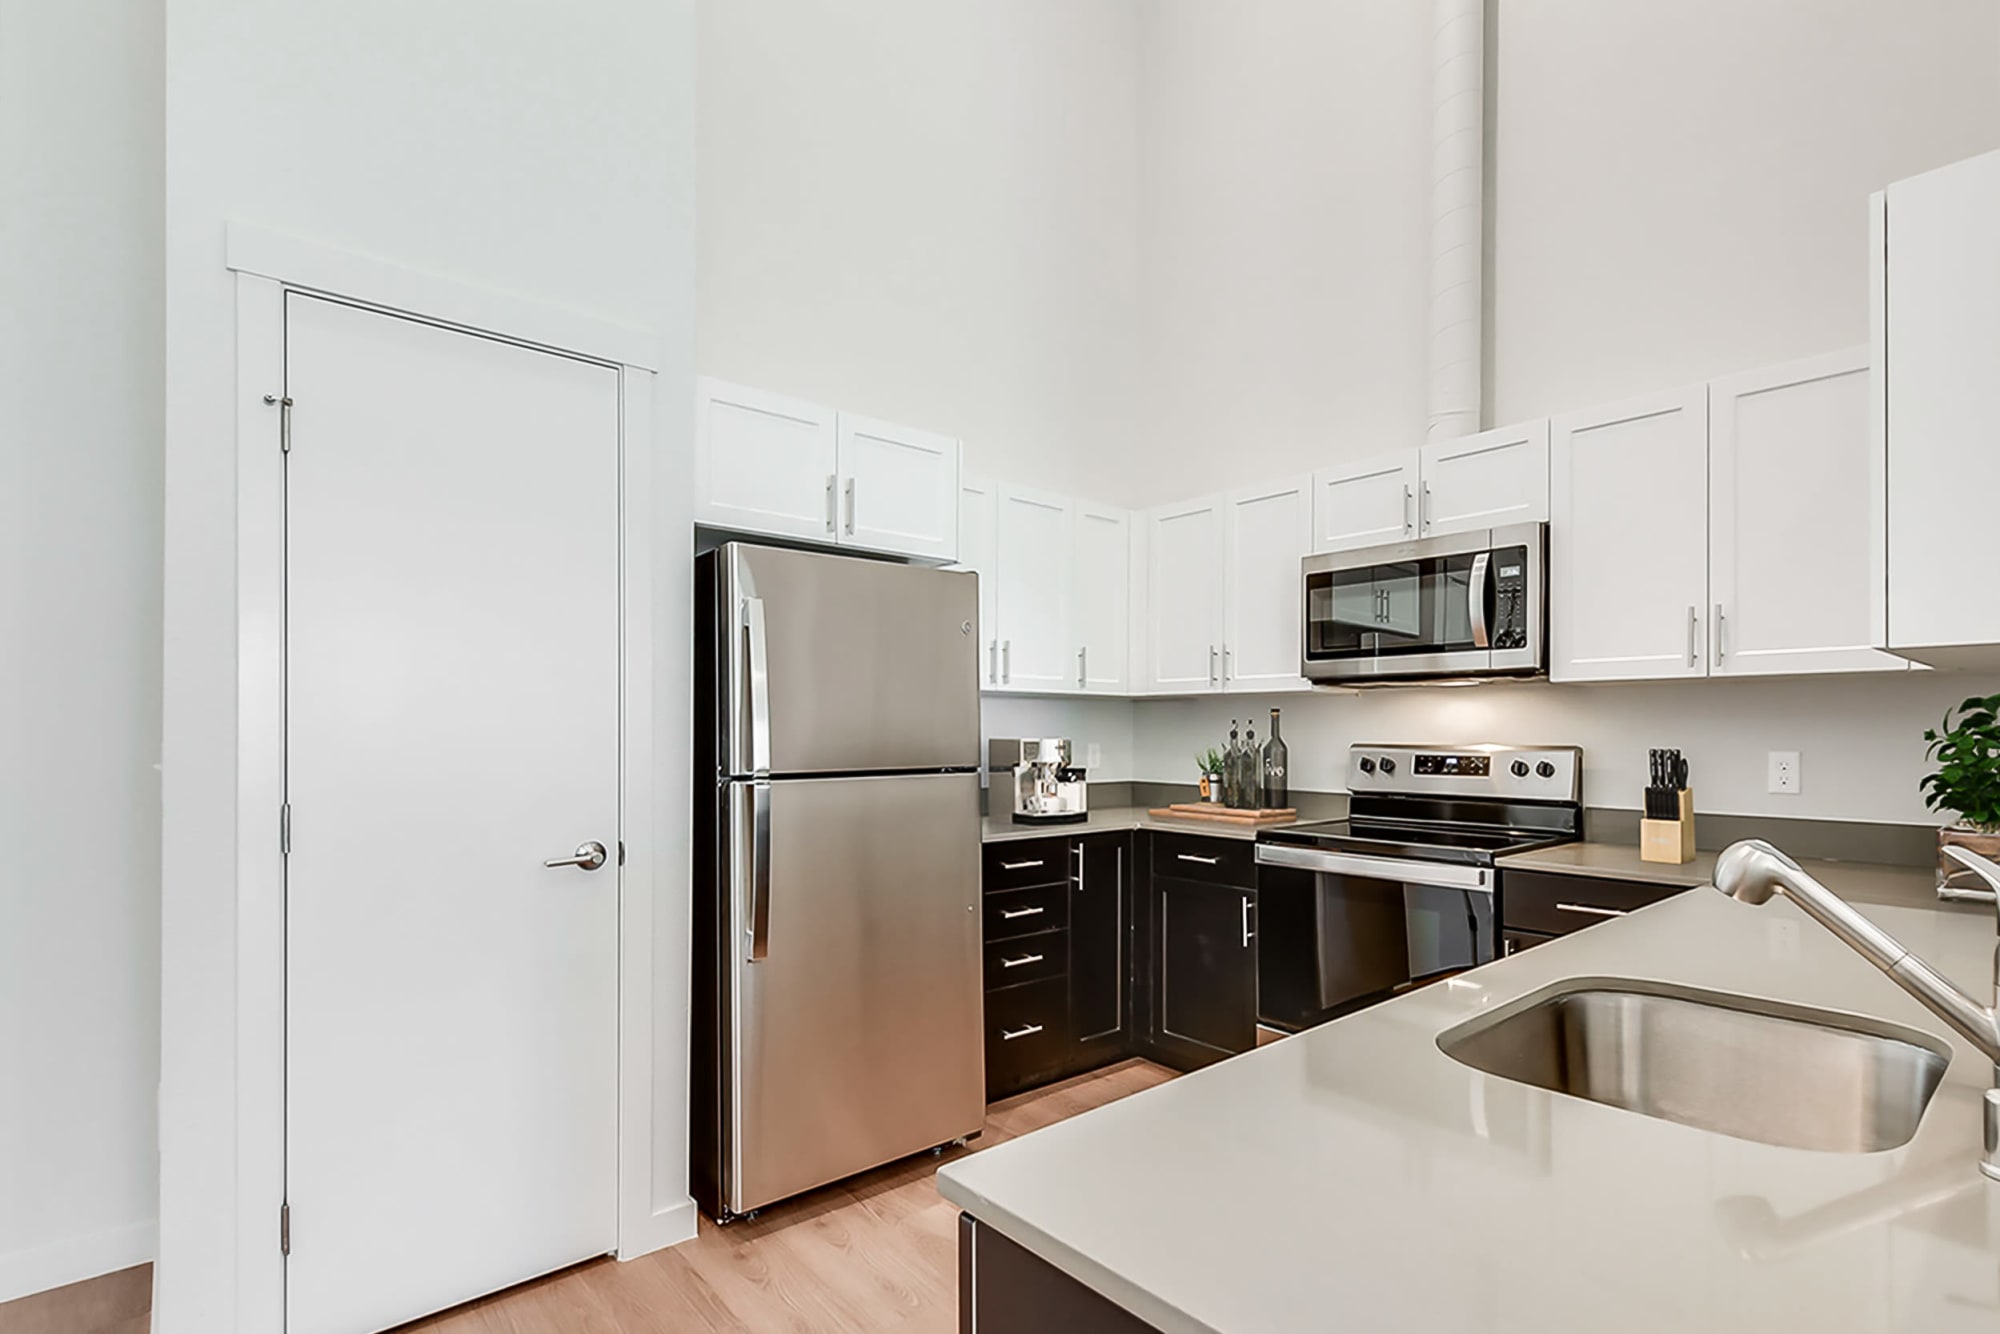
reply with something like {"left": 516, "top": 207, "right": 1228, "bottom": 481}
{"left": 1086, "top": 742, "right": 1103, "bottom": 770}
{"left": 1767, "top": 751, "right": 1801, "bottom": 795}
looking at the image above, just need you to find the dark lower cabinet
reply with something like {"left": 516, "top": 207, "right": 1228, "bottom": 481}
{"left": 1149, "top": 874, "right": 1257, "bottom": 1070}
{"left": 960, "top": 1214, "right": 1161, "bottom": 1334}
{"left": 1501, "top": 927, "right": 1557, "bottom": 957}
{"left": 1069, "top": 834, "right": 1128, "bottom": 1056}
{"left": 1500, "top": 867, "right": 1686, "bottom": 940}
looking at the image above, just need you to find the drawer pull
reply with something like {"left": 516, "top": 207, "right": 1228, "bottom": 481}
{"left": 1000, "top": 859, "right": 1045, "bottom": 871}
{"left": 1177, "top": 853, "right": 1221, "bottom": 866}
{"left": 999, "top": 906, "right": 1045, "bottom": 920}
{"left": 1000, "top": 953, "right": 1045, "bottom": 969}
{"left": 1000, "top": 1023, "right": 1044, "bottom": 1041}
{"left": 1555, "top": 902, "right": 1629, "bottom": 918}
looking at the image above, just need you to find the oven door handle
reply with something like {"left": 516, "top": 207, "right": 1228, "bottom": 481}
{"left": 1255, "top": 842, "right": 1493, "bottom": 892}
{"left": 1468, "top": 551, "right": 1491, "bottom": 650}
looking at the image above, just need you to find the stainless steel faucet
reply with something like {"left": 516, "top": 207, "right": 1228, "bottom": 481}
{"left": 1712, "top": 839, "right": 2000, "bottom": 1182}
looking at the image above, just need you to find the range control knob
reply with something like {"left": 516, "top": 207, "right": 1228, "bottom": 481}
{"left": 1510, "top": 759, "right": 1531, "bottom": 779}
{"left": 1378, "top": 757, "right": 1397, "bottom": 776}
{"left": 1535, "top": 760, "right": 1557, "bottom": 780}
{"left": 1357, "top": 757, "right": 1376, "bottom": 775}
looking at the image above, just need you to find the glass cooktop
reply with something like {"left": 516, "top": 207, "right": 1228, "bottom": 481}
{"left": 1258, "top": 817, "right": 1572, "bottom": 868}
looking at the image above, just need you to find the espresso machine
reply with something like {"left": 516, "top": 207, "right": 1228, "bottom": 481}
{"left": 990, "top": 738, "right": 1088, "bottom": 825}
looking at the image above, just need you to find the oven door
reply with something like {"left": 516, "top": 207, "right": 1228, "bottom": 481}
{"left": 1254, "top": 845, "right": 1495, "bottom": 1029}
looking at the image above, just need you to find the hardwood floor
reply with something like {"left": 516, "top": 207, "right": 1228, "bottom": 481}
{"left": 0, "top": 1059, "right": 1174, "bottom": 1334}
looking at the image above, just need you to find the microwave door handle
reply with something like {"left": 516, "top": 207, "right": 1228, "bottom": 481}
{"left": 1468, "top": 552, "right": 1491, "bottom": 649}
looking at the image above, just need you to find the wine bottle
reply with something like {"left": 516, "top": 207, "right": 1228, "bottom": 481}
{"left": 1239, "top": 722, "right": 1258, "bottom": 810}
{"left": 1262, "top": 708, "right": 1289, "bottom": 809}
{"left": 1224, "top": 720, "right": 1241, "bottom": 807}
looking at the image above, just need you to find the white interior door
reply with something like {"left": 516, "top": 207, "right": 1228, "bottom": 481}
{"left": 1311, "top": 450, "right": 1419, "bottom": 552}
{"left": 1710, "top": 349, "right": 1906, "bottom": 677}
{"left": 695, "top": 377, "right": 840, "bottom": 540}
{"left": 993, "top": 486, "right": 1073, "bottom": 691}
{"left": 1145, "top": 498, "right": 1225, "bottom": 692}
{"left": 1072, "top": 502, "right": 1130, "bottom": 691}
{"left": 284, "top": 295, "right": 620, "bottom": 1334}
{"left": 1224, "top": 477, "right": 1311, "bottom": 690}
{"left": 1550, "top": 384, "right": 1710, "bottom": 682}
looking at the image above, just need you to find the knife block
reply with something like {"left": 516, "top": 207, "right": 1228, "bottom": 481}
{"left": 1640, "top": 790, "right": 1696, "bottom": 865}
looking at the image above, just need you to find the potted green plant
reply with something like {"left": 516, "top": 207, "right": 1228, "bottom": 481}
{"left": 1196, "top": 749, "right": 1225, "bottom": 803}
{"left": 1921, "top": 693, "right": 2000, "bottom": 887}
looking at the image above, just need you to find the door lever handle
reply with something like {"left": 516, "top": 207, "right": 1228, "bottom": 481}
{"left": 544, "top": 841, "right": 609, "bottom": 872}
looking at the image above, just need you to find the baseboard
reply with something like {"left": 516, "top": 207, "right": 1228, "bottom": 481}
{"left": 617, "top": 1197, "right": 699, "bottom": 1261}
{"left": 0, "top": 1219, "right": 156, "bottom": 1306}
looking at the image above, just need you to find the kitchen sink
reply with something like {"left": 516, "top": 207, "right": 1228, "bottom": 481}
{"left": 1437, "top": 979, "right": 1952, "bottom": 1153}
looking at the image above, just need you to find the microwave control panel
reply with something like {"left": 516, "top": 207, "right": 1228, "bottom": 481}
{"left": 1490, "top": 546, "right": 1529, "bottom": 650}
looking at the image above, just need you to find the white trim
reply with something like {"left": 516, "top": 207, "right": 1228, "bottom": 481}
{"left": 621, "top": 1199, "right": 700, "bottom": 1262}
{"left": 0, "top": 1220, "right": 156, "bottom": 1306}
{"left": 224, "top": 223, "right": 661, "bottom": 373}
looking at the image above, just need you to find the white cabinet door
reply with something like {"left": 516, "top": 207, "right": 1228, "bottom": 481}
{"left": 1879, "top": 150, "right": 2000, "bottom": 662}
{"left": 1419, "top": 421, "right": 1550, "bottom": 537}
{"left": 993, "top": 486, "right": 1073, "bottom": 692}
{"left": 1224, "top": 476, "right": 1312, "bottom": 690}
{"left": 953, "top": 474, "right": 1000, "bottom": 688}
{"left": 1550, "top": 385, "right": 1710, "bottom": 682}
{"left": 835, "top": 413, "right": 959, "bottom": 562}
{"left": 695, "top": 378, "right": 839, "bottom": 541}
{"left": 1312, "top": 450, "right": 1419, "bottom": 552}
{"left": 1144, "top": 498, "right": 1226, "bottom": 692}
{"left": 1072, "top": 502, "right": 1130, "bottom": 692}
{"left": 1710, "top": 349, "right": 1906, "bottom": 678}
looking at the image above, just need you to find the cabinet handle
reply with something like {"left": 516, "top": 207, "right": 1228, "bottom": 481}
{"left": 1000, "top": 952, "right": 1046, "bottom": 969}
{"left": 1002, "top": 640, "right": 1011, "bottom": 684}
{"left": 825, "top": 474, "right": 837, "bottom": 533}
{"left": 1209, "top": 645, "right": 1219, "bottom": 685}
{"left": 1078, "top": 646, "right": 1086, "bottom": 689}
{"left": 999, "top": 905, "right": 1045, "bottom": 920}
{"left": 1555, "top": 902, "right": 1629, "bottom": 919}
{"left": 844, "top": 477, "right": 856, "bottom": 535}
{"left": 1686, "top": 605, "right": 1699, "bottom": 669}
{"left": 1241, "top": 895, "right": 1254, "bottom": 947}
{"left": 989, "top": 639, "right": 998, "bottom": 684}
{"left": 1177, "top": 853, "right": 1220, "bottom": 866}
{"left": 1403, "top": 485, "right": 1414, "bottom": 535}
{"left": 1714, "top": 604, "right": 1726, "bottom": 666}
{"left": 1222, "top": 644, "right": 1232, "bottom": 682}
{"left": 1000, "top": 858, "right": 1044, "bottom": 871}
{"left": 1421, "top": 482, "right": 1432, "bottom": 534}
{"left": 1001, "top": 1023, "right": 1044, "bottom": 1041}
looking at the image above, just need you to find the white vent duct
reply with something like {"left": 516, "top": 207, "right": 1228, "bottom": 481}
{"left": 1427, "top": 0, "right": 1485, "bottom": 444}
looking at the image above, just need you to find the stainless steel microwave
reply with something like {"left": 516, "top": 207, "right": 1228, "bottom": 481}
{"left": 1300, "top": 523, "right": 1547, "bottom": 685}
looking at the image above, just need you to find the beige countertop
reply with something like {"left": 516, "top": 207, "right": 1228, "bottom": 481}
{"left": 1500, "top": 840, "right": 1952, "bottom": 913}
{"left": 940, "top": 877, "right": 2000, "bottom": 1333}
{"left": 982, "top": 806, "right": 1310, "bottom": 844}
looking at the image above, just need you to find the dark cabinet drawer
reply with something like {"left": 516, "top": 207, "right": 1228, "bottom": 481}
{"left": 984, "top": 882, "right": 1069, "bottom": 942}
{"left": 984, "top": 977, "right": 1072, "bottom": 1100}
{"left": 1149, "top": 830, "right": 1255, "bottom": 888}
{"left": 985, "top": 930, "right": 1067, "bottom": 989}
{"left": 1502, "top": 868, "right": 1686, "bottom": 936}
{"left": 983, "top": 837, "right": 1073, "bottom": 892}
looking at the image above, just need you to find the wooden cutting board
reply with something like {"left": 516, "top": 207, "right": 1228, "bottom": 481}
{"left": 1148, "top": 803, "right": 1297, "bottom": 826}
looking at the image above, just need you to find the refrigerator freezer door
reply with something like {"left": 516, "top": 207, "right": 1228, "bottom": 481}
{"left": 721, "top": 543, "right": 980, "bottom": 776}
{"left": 725, "top": 771, "right": 983, "bottom": 1213}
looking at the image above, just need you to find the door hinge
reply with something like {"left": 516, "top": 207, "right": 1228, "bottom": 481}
{"left": 280, "top": 803, "right": 292, "bottom": 856}
{"left": 280, "top": 1202, "right": 291, "bottom": 1255}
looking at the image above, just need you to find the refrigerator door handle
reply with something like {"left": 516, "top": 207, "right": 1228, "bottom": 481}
{"left": 743, "top": 596, "right": 771, "bottom": 778}
{"left": 740, "top": 779, "right": 772, "bottom": 963}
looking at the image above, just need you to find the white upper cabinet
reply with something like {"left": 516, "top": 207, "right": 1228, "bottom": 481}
{"left": 1072, "top": 503, "right": 1131, "bottom": 692}
{"left": 1875, "top": 150, "right": 2000, "bottom": 667}
{"left": 693, "top": 378, "right": 960, "bottom": 562}
{"left": 953, "top": 474, "right": 1000, "bottom": 687}
{"left": 1312, "top": 451, "right": 1419, "bottom": 552}
{"left": 1224, "top": 477, "right": 1312, "bottom": 690}
{"left": 993, "top": 486, "right": 1073, "bottom": 692}
{"left": 1551, "top": 385, "right": 1710, "bottom": 682}
{"left": 835, "top": 413, "right": 960, "bottom": 562}
{"left": 1419, "top": 420, "right": 1550, "bottom": 537}
{"left": 695, "top": 378, "right": 840, "bottom": 541}
{"left": 1710, "top": 349, "right": 1905, "bottom": 677}
{"left": 1143, "top": 497, "right": 1227, "bottom": 693}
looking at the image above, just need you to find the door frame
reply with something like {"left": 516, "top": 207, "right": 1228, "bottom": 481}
{"left": 182, "top": 225, "right": 689, "bottom": 1330}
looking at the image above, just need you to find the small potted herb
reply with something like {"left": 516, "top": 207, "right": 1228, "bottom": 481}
{"left": 1921, "top": 693, "right": 2000, "bottom": 887}
{"left": 1196, "top": 749, "right": 1225, "bottom": 803}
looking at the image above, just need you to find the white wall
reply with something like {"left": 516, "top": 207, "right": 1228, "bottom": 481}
{"left": 159, "top": 3, "right": 696, "bottom": 1329}
{"left": 1135, "top": 672, "right": 2000, "bottom": 825}
{"left": 1132, "top": 0, "right": 1434, "bottom": 506}
{"left": 697, "top": 0, "right": 1144, "bottom": 503}
{"left": 1489, "top": 0, "right": 2000, "bottom": 423}
{"left": 0, "top": 0, "right": 165, "bottom": 1302}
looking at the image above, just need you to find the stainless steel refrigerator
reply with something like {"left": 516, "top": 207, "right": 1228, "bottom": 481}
{"left": 691, "top": 542, "right": 985, "bottom": 1221}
